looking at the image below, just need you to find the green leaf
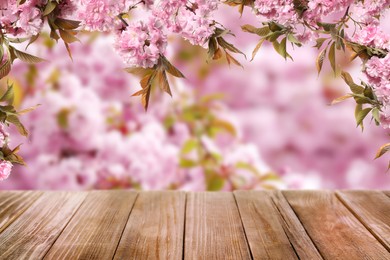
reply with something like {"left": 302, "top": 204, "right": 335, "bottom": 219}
{"left": 268, "top": 22, "right": 284, "bottom": 32}
{"left": 57, "top": 108, "right": 71, "bottom": 129}
{"left": 266, "top": 31, "right": 284, "bottom": 42}
{"left": 0, "top": 85, "right": 14, "bottom": 104}
{"left": 161, "top": 56, "right": 185, "bottom": 78}
{"left": 241, "top": 25, "right": 270, "bottom": 36}
{"left": 251, "top": 38, "right": 265, "bottom": 61}
{"left": 316, "top": 48, "right": 326, "bottom": 75}
{"left": 25, "top": 33, "right": 40, "bottom": 50}
{"left": 217, "top": 37, "right": 246, "bottom": 58}
{"left": 157, "top": 69, "right": 171, "bottom": 96}
{"left": 207, "top": 174, "right": 225, "bottom": 191}
{"left": 341, "top": 71, "right": 364, "bottom": 94}
{"left": 287, "top": 34, "right": 302, "bottom": 46}
{"left": 329, "top": 41, "right": 336, "bottom": 76}
{"left": 225, "top": 51, "right": 243, "bottom": 68}
{"left": 372, "top": 107, "right": 380, "bottom": 125}
{"left": 59, "top": 29, "right": 79, "bottom": 44}
{"left": 331, "top": 94, "right": 353, "bottom": 105}
{"left": 133, "top": 70, "right": 157, "bottom": 111}
{"left": 6, "top": 114, "right": 28, "bottom": 136}
{"left": 124, "top": 67, "right": 152, "bottom": 77}
{"left": 317, "top": 22, "right": 336, "bottom": 32}
{"left": 0, "top": 60, "right": 11, "bottom": 80}
{"left": 208, "top": 37, "right": 218, "bottom": 60}
{"left": 179, "top": 158, "right": 197, "bottom": 168}
{"left": 212, "top": 119, "right": 237, "bottom": 136}
{"left": 363, "top": 86, "right": 375, "bottom": 100}
{"left": 314, "top": 38, "right": 327, "bottom": 49}
{"left": 356, "top": 107, "right": 372, "bottom": 129}
{"left": 375, "top": 143, "right": 390, "bottom": 159}
{"left": 181, "top": 139, "right": 199, "bottom": 155}
{"left": 54, "top": 18, "right": 81, "bottom": 30}
{"left": 11, "top": 47, "right": 46, "bottom": 63}
{"left": 273, "top": 37, "right": 288, "bottom": 60}
{"left": 42, "top": 1, "right": 57, "bottom": 16}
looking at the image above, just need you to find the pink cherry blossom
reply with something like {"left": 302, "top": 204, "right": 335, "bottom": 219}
{"left": 0, "top": 160, "right": 12, "bottom": 181}
{"left": 114, "top": 17, "right": 167, "bottom": 68}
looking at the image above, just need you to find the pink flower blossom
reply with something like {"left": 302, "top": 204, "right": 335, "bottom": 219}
{"left": 0, "top": 0, "right": 44, "bottom": 37}
{"left": 253, "top": 0, "right": 297, "bottom": 25}
{"left": 0, "top": 160, "right": 12, "bottom": 181}
{"left": 350, "top": 25, "right": 390, "bottom": 50}
{"left": 78, "top": 0, "right": 126, "bottom": 31}
{"left": 365, "top": 54, "right": 390, "bottom": 106}
{"left": 114, "top": 17, "right": 167, "bottom": 68}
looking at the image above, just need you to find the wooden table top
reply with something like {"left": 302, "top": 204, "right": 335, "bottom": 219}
{"left": 0, "top": 190, "right": 389, "bottom": 259}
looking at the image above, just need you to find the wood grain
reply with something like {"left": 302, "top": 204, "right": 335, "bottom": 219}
{"left": 336, "top": 190, "right": 390, "bottom": 251}
{"left": 270, "top": 191, "right": 323, "bottom": 260}
{"left": 114, "top": 191, "right": 186, "bottom": 260}
{"left": 184, "top": 192, "right": 251, "bottom": 260}
{"left": 0, "top": 191, "right": 42, "bottom": 233}
{"left": 44, "top": 190, "right": 137, "bottom": 260}
{"left": 0, "top": 192, "right": 86, "bottom": 260}
{"left": 234, "top": 191, "right": 298, "bottom": 259}
{"left": 284, "top": 190, "right": 390, "bottom": 259}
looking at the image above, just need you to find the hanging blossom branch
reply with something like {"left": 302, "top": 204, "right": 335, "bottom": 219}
{"left": 231, "top": 0, "right": 390, "bottom": 162}
{"left": 0, "top": 0, "right": 389, "bottom": 179}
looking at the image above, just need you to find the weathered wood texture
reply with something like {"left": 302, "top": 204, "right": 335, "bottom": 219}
{"left": 269, "top": 191, "right": 323, "bottom": 260}
{"left": 44, "top": 190, "right": 137, "bottom": 260}
{"left": 0, "top": 191, "right": 42, "bottom": 233}
{"left": 283, "top": 190, "right": 390, "bottom": 259}
{"left": 0, "top": 190, "right": 389, "bottom": 260}
{"left": 185, "top": 192, "right": 252, "bottom": 259}
{"left": 0, "top": 192, "right": 86, "bottom": 260}
{"left": 234, "top": 191, "right": 298, "bottom": 259}
{"left": 336, "top": 191, "right": 390, "bottom": 251}
{"left": 114, "top": 191, "right": 186, "bottom": 260}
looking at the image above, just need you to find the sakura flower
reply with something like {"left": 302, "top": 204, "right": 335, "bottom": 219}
{"left": 0, "top": 160, "right": 12, "bottom": 181}
{"left": 114, "top": 17, "right": 167, "bottom": 68}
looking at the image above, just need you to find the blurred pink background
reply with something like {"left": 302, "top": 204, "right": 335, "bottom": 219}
{"left": 1, "top": 6, "right": 389, "bottom": 190}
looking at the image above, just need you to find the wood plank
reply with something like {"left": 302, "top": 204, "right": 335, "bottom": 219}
{"left": 336, "top": 191, "right": 390, "bottom": 251}
{"left": 184, "top": 192, "right": 251, "bottom": 260}
{"left": 114, "top": 191, "right": 185, "bottom": 260}
{"left": 0, "top": 192, "right": 86, "bottom": 259}
{"left": 0, "top": 191, "right": 42, "bottom": 233}
{"left": 44, "top": 190, "right": 138, "bottom": 260}
{"left": 271, "top": 191, "right": 323, "bottom": 260}
{"left": 234, "top": 191, "right": 298, "bottom": 259}
{"left": 283, "top": 191, "right": 390, "bottom": 259}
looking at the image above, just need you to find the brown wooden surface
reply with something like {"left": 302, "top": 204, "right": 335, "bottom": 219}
{"left": 234, "top": 191, "right": 298, "bottom": 259}
{"left": 0, "top": 191, "right": 42, "bottom": 233}
{"left": 283, "top": 190, "right": 390, "bottom": 259}
{"left": 336, "top": 190, "right": 390, "bottom": 251}
{"left": 0, "top": 190, "right": 389, "bottom": 259}
{"left": 185, "top": 192, "right": 251, "bottom": 260}
{"left": 44, "top": 190, "right": 137, "bottom": 260}
{"left": 270, "top": 191, "right": 323, "bottom": 260}
{"left": 0, "top": 192, "right": 86, "bottom": 259}
{"left": 114, "top": 191, "right": 185, "bottom": 260}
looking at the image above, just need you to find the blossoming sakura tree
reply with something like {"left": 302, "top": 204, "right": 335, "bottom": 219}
{"left": 0, "top": 0, "right": 389, "bottom": 182}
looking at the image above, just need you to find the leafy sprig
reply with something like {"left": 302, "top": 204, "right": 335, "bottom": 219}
{"left": 127, "top": 56, "right": 185, "bottom": 110}
{"left": 207, "top": 28, "right": 246, "bottom": 67}
{"left": 242, "top": 22, "right": 301, "bottom": 61}
{"left": 0, "top": 83, "right": 38, "bottom": 165}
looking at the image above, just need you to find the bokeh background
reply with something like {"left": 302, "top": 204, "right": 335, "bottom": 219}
{"left": 1, "top": 6, "right": 389, "bottom": 190}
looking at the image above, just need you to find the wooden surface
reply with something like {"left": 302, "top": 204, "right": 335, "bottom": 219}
{"left": 0, "top": 191, "right": 389, "bottom": 259}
